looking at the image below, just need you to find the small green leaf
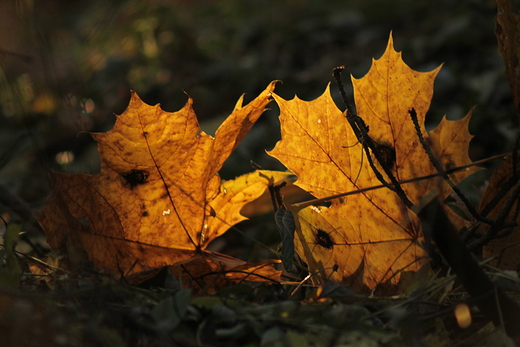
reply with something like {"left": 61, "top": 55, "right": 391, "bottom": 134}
{"left": 152, "top": 288, "right": 191, "bottom": 329}
{"left": 274, "top": 209, "right": 295, "bottom": 271}
{"left": 0, "top": 223, "right": 22, "bottom": 288}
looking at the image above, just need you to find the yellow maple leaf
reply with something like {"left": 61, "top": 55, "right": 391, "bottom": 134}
{"left": 268, "top": 35, "right": 477, "bottom": 292}
{"left": 37, "top": 82, "right": 291, "bottom": 287}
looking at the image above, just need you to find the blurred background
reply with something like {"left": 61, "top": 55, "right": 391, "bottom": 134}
{"left": 0, "top": 0, "right": 515, "bottom": 259}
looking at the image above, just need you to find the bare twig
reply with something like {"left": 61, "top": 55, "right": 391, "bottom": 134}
{"left": 292, "top": 153, "right": 506, "bottom": 208}
{"left": 425, "top": 199, "right": 520, "bottom": 340}
{"left": 468, "top": 176, "right": 520, "bottom": 250}
{"left": 409, "top": 108, "right": 515, "bottom": 229}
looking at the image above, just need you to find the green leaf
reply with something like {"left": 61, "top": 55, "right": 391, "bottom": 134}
{"left": 274, "top": 208, "right": 295, "bottom": 271}
{"left": 0, "top": 223, "right": 22, "bottom": 288}
{"left": 151, "top": 288, "right": 191, "bottom": 329}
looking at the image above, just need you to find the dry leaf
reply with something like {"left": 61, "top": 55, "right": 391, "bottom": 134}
{"left": 37, "top": 82, "right": 291, "bottom": 288}
{"left": 481, "top": 153, "right": 520, "bottom": 270}
{"left": 480, "top": 1, "right": 520, "bottom": 271}
{"left": 268, "top": 34, "right": 477, "bottom": 292}
{"left": 496, "top": 0, "right": 520, "bottom": 116}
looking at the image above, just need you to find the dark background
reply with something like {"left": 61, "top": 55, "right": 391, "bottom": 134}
{"left": 0, "top": 0, "right": 514, "bottom": 258}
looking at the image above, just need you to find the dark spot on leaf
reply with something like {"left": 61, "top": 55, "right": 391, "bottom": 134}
{"left": 143, "top": 132, "right": 149, "bottom": 137}
{"left": 142, "top": 211, "right": 149, "bottom": 217}
{"left": 316, "top": 229, "right": 334, "bottom": 249}
{"left": 373, "top": 141, "right": 396, "bottom": 170}
{"left": 332, "top": 264, "right": 339, "bottom": 272}
{"left": 207, "top": 205, "right": 216, "bottom": 217}
{"left": 445, "top": 161, "right": 457, "bottom": 171}
{"left": 122, "top": 169, "right": 149, "bottom": 188}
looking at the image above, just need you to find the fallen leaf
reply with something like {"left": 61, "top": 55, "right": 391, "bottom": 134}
{"left": 168, "top": 252, "right": 284, "bottom": 291}
{"left": 241, "top": 175, "right": 313, "bottom": 218}
{"left": 37, "top": 82, "right": 290, "bottom": 287}
{"left": 480, "top": 153, "right": 520, "bottom": 270}
{"left": 496, "top": 0, "right": 520, "bottom": 116}
{"left": 268, "top": 34, "right": 477, "bottom": 292}
{"left": 480, "top": 0, "right": 520, "bottom": 270}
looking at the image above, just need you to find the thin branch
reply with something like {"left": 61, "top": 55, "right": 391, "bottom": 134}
{"left": 468, "top": 178, "right": 520, "bottom": 251}
{"left": 480, "top": 169, "right": 520, "bottom": 218}
{"left": 409, "top": 108, "right": 512, "bottom": 227}
{"left": 292, "top": 153, "right": 506, "bottom": 209}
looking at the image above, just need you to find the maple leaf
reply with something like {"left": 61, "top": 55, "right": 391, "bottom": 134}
{"left": 37, "top": 82, "right": 291, "bottom": 286}
{"left": 496, "top": 0, "right": 520, "bottom": 116}
{"left": 268, "top": 35, "right": 477, "bottom": 292}
{"left": 480, "top": 2, "right": 520, "bottom": 271}
{"left": 480, "top": 153, "right": 520, "bottom": 270}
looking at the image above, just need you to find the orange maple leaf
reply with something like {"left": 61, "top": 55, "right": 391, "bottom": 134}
{"left": 268, "top": 35, "right": 477, "bottom": 292}
{"left": 37, "top": 82, "right": 291, "bottom": 287}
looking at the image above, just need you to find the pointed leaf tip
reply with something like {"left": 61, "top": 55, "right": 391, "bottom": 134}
{"left": 268, "top": 35, "right": 476, "bottom": 293}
